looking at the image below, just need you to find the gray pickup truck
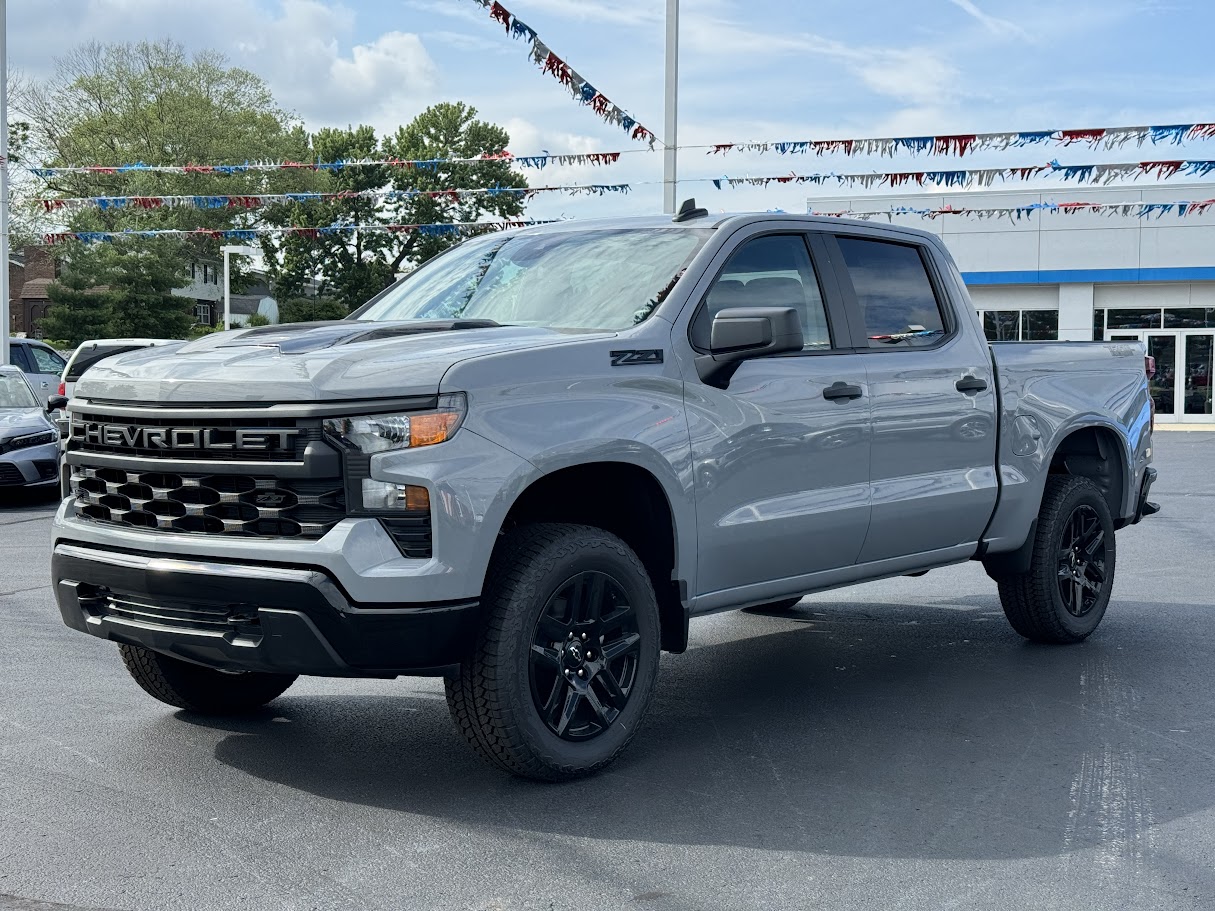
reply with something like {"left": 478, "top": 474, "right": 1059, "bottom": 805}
{"left": 50, "top": 202, "right": 1159, "bottom": 780}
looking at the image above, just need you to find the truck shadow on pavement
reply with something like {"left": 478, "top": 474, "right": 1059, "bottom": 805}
{"left": 188, "top": 600, "right": 1214, "bottom": 861}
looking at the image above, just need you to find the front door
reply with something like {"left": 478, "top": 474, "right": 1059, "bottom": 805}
{"left": 680, "top": 230, "right": 872, "bottom": 597}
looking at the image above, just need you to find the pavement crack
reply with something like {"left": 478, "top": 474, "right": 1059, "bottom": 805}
{"left": 0, "top": 514, "right": 55, "bottom": 527}
{"left": 0, "top": 585, "right": 51, "bottom": 599}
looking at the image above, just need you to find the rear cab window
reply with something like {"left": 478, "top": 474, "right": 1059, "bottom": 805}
{"left": 66, "top": 345, "right": 148, "bottom": 382}
{"left": 834, "top": 236, "right": 948, "bottom": 348}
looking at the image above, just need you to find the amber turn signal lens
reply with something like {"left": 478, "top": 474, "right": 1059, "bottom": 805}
{"left": 409, "top": 412, "right": 459, "bottom": 448}
{"left": 404, "top": 485, "right": 430, "bottom": 511}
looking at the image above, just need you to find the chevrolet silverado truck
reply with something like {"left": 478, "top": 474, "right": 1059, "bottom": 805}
{"left": 50, "top": 201, "right": 1159, "bottom": 781}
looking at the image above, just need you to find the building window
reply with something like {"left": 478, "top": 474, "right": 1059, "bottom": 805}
{"left": 1023, "top": 310, "right": 1059, "bottom": 340}
{"left": 978, "top": 310, "right": 1058, "bottom": 342}
{"left": 191, "top": 262, "right": 197, "bottom": 280}
{"left": 1164, "top": 308, "right": 1215, "bottom": 329}
{"left": 194, "top": 303, "right": 212, "bottom": 325}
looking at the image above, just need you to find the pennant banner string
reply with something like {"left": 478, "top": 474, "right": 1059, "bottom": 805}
{"left": 39, "top": 182, "right": 632, "bottom": 213}
{"left": 702, "top": 158, "right": 1215, "bottom": 191}
{"left": 463, "top": 0, "right": 656, "bottom": 146}
{"left": 25, "top": 123, "right": 1215, "bottom": 180}
{"left": 36, "top": 159, "right": 1215, "bottom": 215}
{"left": 44, "top": 219, "right": 559, "bottom": 246}
{"left": 697, "top": 123, "right": 1215, "bottom": 159}
{"left": 807, "top": 199, "right": 1215, "bottom": 222}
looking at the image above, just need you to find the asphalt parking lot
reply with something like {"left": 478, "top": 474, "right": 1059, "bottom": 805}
{"left": 2, "top": 433, "right": 1214, "bottom": 911}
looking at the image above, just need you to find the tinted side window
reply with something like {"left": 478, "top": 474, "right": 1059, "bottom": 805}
{"left": 9, "top": 344, "right": 31, "bottom": 372}
{"left": 29, "top": 345, "right": 66, "bottom": 374}
{"left": 836, "top": 237, "right": 946, "bottom": 348}
{"left": 692, "top": 234, "right": 832, "bottom": 351}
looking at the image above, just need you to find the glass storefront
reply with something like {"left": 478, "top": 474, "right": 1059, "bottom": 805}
{"left": 1095, "top": 307, "right": 1215, "bottom": 340}
{"left": 978, "top": 309, "right": 1059, "bottom": 342}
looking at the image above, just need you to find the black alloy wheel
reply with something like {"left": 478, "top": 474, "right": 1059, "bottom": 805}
{"left": 995, "top": 474, "right": 1117, "bottom": 644}
{"left": 1056, "top": 504, "right": 1107, "bottom": 618}
{"left": 528, "top": 571, "right": 641, "bottom": 741}
{"left": 445, "top": 523, "right": 661, "bottom": 780}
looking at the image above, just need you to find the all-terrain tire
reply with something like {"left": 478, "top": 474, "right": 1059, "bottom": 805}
{"left": 996, "top": 475, "right": 1117, "bottom": 644}
{"left": 119, "top": 644, "right": 296, "bottom": 713}
{"left": 743, "top": 597, "right": 802, "bottom": 614}
{"left": 445, "top": 523, "right": 661, "bottom": 781}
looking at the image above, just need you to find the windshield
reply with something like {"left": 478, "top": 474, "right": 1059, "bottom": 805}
{"left": 0, "top": 373, "right": 37, "bottom": 409}
{"left": 355, "top": 227, "right": 710, "bottom": 330}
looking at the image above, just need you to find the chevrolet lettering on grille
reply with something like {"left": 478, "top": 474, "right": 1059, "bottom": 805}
{"left": 71, "top": 421, "right": 300, "bottom": 452}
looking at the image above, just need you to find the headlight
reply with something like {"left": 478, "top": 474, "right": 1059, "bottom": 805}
{"left": 323, "top": 393, "right": 467, "bottom": 454}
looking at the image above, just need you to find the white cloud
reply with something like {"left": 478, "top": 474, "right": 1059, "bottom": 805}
{"left": 10, "top": 0, "right": 440, "bottom": 129}
{"left": 946, "top": 0, "right": 1032, "bottom": 39}
{"left": 682, "top": 17, "right": 963, "bottom": 107}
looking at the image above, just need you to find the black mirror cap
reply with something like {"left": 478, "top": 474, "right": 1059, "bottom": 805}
{"left": 696, "top": 307, "right": 804, "bottom": 389}
{"left": 46, "top": 395, "right": 69, "bottom": 413}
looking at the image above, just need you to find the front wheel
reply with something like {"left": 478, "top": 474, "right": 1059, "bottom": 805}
{"left": 996, "top": 475, "right": 1117, "bottom": 643}
{"left": 446, "top": 523, "right": 661, "bottom": 781}
{"left": 119, "top": 644, "right": 296, "bottom": 713}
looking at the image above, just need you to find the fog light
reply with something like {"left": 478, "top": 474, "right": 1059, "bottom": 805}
{"left": 361, "top": 480, "right": 429, "bottom": 512}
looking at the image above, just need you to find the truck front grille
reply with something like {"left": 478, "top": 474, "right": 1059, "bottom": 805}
{"left": 70, "top": 465, "right": 345, "bottom": 539}
{"left": 68, "top": 413, "right": 314, "bottom": 463}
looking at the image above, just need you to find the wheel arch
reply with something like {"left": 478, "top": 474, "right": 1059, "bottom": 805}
{"left": 487, "top": 458, "right": 690, "bottom": 653}
{"left": 983, "top": 420, "right": 1132, "bottom": 579}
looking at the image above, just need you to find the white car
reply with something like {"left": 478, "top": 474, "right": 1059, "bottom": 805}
{"left": 59, "top": 339, "right": 179, "bottom": 398}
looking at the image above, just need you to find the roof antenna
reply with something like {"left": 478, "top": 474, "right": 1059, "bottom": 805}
{"left": 672, "top": 197, "right": 708, "bottom": 223}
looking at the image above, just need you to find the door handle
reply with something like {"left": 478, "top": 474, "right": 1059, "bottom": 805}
{"left": 823, "top": 381, "right": 864, "bottom": 402}
{"left": 956, "top": 376, "right": 988, "bottom": 394}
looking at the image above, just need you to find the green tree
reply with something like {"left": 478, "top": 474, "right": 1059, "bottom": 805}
{"left": 40, "top": 251, "right": 110, "bottom": 348}
{"left": 21, "top": 40, "right": 310, "bottom": 263}
{"left": 39, "top": 239, "right": 193, "bottom": 345}
{"left": 279, "top": 297, "right": 348, "bottom": 323}
{"left": 261, "top": 103, "right": 527, "bottom": 310}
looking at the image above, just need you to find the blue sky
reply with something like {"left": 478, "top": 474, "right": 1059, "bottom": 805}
{"left": 10, "top": 0, "right": 1215, "bottom": 220}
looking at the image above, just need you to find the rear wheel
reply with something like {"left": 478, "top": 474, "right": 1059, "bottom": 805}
{"left": 446, "top": 523, "right": 660, "bottom": 781}
{"left": 119, "top": 644, "right": 296, "bottom": 713}
{"left": 996, "top": 476, "right": 1116, "bottom": 643}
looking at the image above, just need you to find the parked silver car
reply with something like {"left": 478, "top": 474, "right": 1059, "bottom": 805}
{"left": 0, "top": 366, "right": 60, "bottom": 491}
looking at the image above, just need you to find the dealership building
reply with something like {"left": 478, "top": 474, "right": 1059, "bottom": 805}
{"left": 809, "top": 183, "right": 1215, "bottom": 424}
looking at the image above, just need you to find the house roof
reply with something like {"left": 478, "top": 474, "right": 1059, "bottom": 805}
{"left": 20, "top": 278, "right": 53, "bottom": 299}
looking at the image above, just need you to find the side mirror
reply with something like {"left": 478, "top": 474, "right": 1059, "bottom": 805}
{"left": 695, "top": 307, "right": 804, "bottom": 389}
{"left": 46, "top": 395, "right": 68, "bottom": 413}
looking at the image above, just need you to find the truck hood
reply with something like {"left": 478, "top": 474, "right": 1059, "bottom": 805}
{"left": 74, "top": 320, "right": 609, "bottom": 404}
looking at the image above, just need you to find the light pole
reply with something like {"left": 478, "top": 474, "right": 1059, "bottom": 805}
{"left": 220, "top": 244, "right": 258, "bottom": 330}
{"left": 1, "top": 0, "right": 10, "bottom": 365}
{"left": 662, "top": 0, "right": 679, "bottom": 214}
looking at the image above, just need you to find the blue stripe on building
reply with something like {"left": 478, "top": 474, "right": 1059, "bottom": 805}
{"left": 961, "top": 267, "right": 1215, "bottom": 286}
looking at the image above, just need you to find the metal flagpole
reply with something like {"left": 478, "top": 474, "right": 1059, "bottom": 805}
{"left": 1, "top": 0, "right": 10, "bottom": 366}
{"left": 662, "top": 0, "right": 679, "bottom": 214}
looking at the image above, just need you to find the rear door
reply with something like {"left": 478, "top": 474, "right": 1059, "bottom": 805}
{"left": 824, "top": 231, "right": 999, "bottom": 563}
{"left": 678, "top": 226, "right": 872, "bottom": 596}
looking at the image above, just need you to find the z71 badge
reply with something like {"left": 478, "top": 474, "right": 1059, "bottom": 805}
{"left": 610, "top": 349, "right": 664, "bottom": 367}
